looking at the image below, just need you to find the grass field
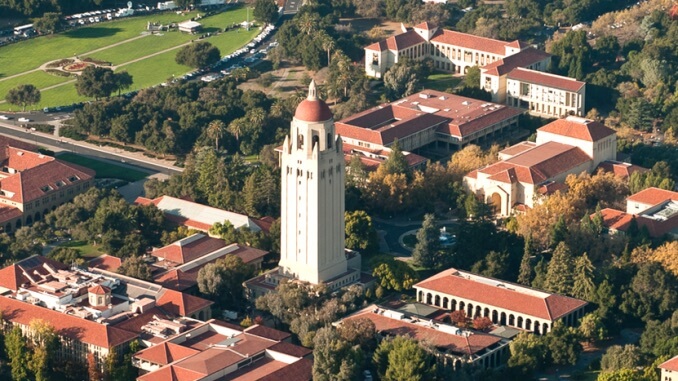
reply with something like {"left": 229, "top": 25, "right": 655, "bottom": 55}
{"left": 58, "top": 240, "right": 102, "bottom": 258}
{"left": 0, "top": 6, "right": 255, "bottom": 110}
{"left": 423, "top": 73, "right": 462, "bottom": 92}
{"left": 57, "top": 152, "right": 150, "bottom": 181}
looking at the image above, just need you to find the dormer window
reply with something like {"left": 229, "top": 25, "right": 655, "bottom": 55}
{"left": 55, "top": 180, "right": 66, "bottom": 187}
{"left": 40, "top": 185, "right": 54, "bottom": 192}
{"left": 68, "top": 175, "right": 80, "bottom": 182}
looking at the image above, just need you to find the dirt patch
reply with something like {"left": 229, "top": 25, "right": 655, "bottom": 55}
{"left": 338, "top": 18, "right": 403, "bottom": 37}
{"left": 237, "top": 63, "right": 329, "bottom": 97}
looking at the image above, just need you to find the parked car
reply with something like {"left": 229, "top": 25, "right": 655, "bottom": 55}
{"left": 0, "top": 115, "right": 10, "bottom": 120}
{"left": 18, "top": 117, "right": 30, "bottom": 122}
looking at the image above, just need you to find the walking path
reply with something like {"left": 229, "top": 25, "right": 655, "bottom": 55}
{"left": 113, "top": 39, "right": 192, "bottom": 70}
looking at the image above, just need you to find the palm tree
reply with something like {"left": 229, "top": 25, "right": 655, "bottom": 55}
{"left": 247, "top": 108, "right": 266, "bottom": 128}
{"left": 228, "top": 117, "right": 246, "bottom": 142}
{"left": 320, "top": 32, "right": 335, "bottom": 67}
{"left": 297, "top": 12, "right": 319, "bottom": 35}
{"left": 207, "top": 120, "right": 226, "bottom": 150}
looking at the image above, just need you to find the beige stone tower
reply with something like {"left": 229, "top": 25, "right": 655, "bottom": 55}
{"left": 278, "top": 81, "right": 348, "bottom": 284}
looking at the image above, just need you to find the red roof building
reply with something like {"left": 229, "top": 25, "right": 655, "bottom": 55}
{"left": 660, "top": 355, "right": 678, "bottom": 381}
{"left": 465, "top": 116, "right": 618, "bottom": 216}
{"left": 337, "top": 304, "right": 510, "bottom": 369}
{"left": 133, "top": 321, "right": 312, "bottom": 381}
{"left": 336, "top": 89, "right": 523, "bottom": 154}
{"left": 0, "top": 141, "right": 94, "bottom": 233}
{"left": 414, "top": 268, "right": 587, "bottom": 334}
{"left": 365, "top": 23, "right": 525, "bottom": 79}
{"left": 595, "top": 187, "right": 678, "bottom": 238}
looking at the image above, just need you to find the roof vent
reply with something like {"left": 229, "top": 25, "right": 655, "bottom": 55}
{"left": 462, "top": 101, "right": 470, "bottom": 106}
{"left": 17, "top": 152, "right": 23, "bottom": 156}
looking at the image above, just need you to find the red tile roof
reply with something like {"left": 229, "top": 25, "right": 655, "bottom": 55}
{"left": 415, "top": 269, "right": 587, "bottom": 321}
{"left": 0, "top": 150, "right": 94, "bottom": 204}
{"left": 344, "top": 307, "right": 501, "bottom": 356}
{"left": 538, "top": 117, "right": 615, "bottom": 142}
{"left": 508, "top": 67, "right": 585, "bottom": 92}
{"left": 414, "top": 21, "right": 433, "bottom": 30}
{"left": 269, "top": 342, "right": 312, "bottom": 358}
{"left": 626, "top": 187, "right": 678, "bottom": 206}
{"left": 259, "top": 358, "right": 313, "bottom": 381}
{"left": 430, "top": 29, "right": 516, "bottom": 56}
{"left": 660, "top": 356, "right": 678, "bottom": 372}
{"left": 88, "top": 254, "right": 122, "bottom": 272}
{"left": 0, "top": 205, "right": 22, "bottom": 224}
{"left": 598, "top": 208, "right": 634, "bottom": 231}
{"left": 498, "top": 141, "right": 537, "bottom": 158}
{"left": 0, "top": 256, "right": 67, "bottom": 291}
{"left": 245, "top": 324, "right": 292, "bottom": 341}
{"left": 477, "top": 142, "right": 591, "bottom": 184}
{"left": 88, "top": 285, "right": 110, "bottom": 295}
{"left": 0, "top": 295, "right": 137, "bottom": 348}
{"left": 365, "top": 40, "right": 387, "bottom": 52}
{"left": 152, "top": 235, "right": 227, "bottom": 264}
{"left": 156, "top": 289, "right": 213, "bottom": 317}
{"left": 596, "top": 161, "right": 648, "bottom": 178}
{"left": 482, "top": 47, "right": 551, "bottom": 76}
{"left": 154, "top": 269, "right": 197, "bottom": 291}
{"left": 137, "top": 365, "right": 204, "bottom": 381}
{"left": 135, "top": 342, "right": 200, "bottom": 365}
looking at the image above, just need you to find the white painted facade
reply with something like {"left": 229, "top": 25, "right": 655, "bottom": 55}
{"left": 506, "top": 77, "right": 586, "bottom": 118}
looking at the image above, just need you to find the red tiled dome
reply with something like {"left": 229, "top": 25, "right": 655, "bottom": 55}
{"left": 294, "top": 80, "right": 333, "bottom": 122}
{"left": 294, "top": 99, "right": 332, "bottom": 122}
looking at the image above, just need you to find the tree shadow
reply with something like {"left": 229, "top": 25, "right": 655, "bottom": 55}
{"left": 64, "top": 27, "right": 123, "bottom": 39}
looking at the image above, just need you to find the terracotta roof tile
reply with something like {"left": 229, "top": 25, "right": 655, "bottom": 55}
{"left": 415, "top": 269, "right": 587, "bottom": 321}
{"left": 137, "top": 365, "right": 204, "bottom": 381}
{"left": 430, "top": 29, "right": 515, "bottom": 56}
{"left": 88, "top": 254, "right": 122, "bottom": 272}
{"left": 596, "top": 161, "right": 648, "bottom": 178}
{"left": 269, "top": 342, "right": 312, "bottom": 358}
{"left": 0, "top": 295, "right": 137, "bottom": 348}
{"left": 156, "top": 289, "right": 213, "bottom": 317}
{"left": 597, "top": 208, "right": 634, "bottom": 231}
{"left": 626, "top": 187, "right": 678, "bottom": 206}
{"left": 387, "top": 29, "right": 426, "bottom": 51}
{"left": 365, "top": 40, "right": 388, "bottom": 52}
{"left": 88, "top": 285, "right": 110, "bottom": 295}
{"left": 244, "top": 325, "right": 291, "bottom": 341}
{"left": 538, "top": 117, "right": 616, "bottom": 142}
{"left": 135, "top": 342, "right": 200, "bottom": 365}
{"left": 152, "top": 235, "right": 227, "bottom": 264}
{"left": 0, "top": 205, "right": 22, "bottom": 223}
{"left": 344, "top": 307, "right": 501, "bottom": 356}
{"left": 481, "top": 47, "right": 551, "bottom": 76}
{"left": 414, "top": 21, "right": 433, "bottom": 30}
{"left": 508, "top": 67, "right": 585, "bottom": 92}
{"left": 259, "top": 358, "right": 313, "bottom": 381}
{"left": 660, "top": 355, "right": 678, "bottom": 372}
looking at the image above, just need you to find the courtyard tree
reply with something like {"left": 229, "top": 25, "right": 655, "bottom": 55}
{"left": 383, "top": 59, "right": 420, "bottom": 100}
{"left": 5, "top": 326, "right": 29, "bottom": 381}
{"left": 114, "top": 71, "right": 134, "bottom": 96}
{"left": 312, "top": 327, "right": 363, "bottom": 381}
{"left": 197, "top": 255, "right": 253, "bottom": 308}
{"left": 253, "top": 0, "right": 279, "bottom": 24}
{"left": 206, "top": 120, "right": 227, "bottom": 150}
{"left": 544, "top": 242, "right": 575, "bottom": 295}
{"left": 118, "top": 255, "right": 153, "bottom": 281}
{"left": 373, "top": 336, "right": 437, "bottom": 381}
{"left": 345, "top": 210, "right": 378, "bottom": 253}
{"left": 5, "top": 84, "right": 41, "bottom": 111}
{"left": 372, "top": 255, "right": 418, "bottom": 291}
{"left": 412, "top": 213, "right": 440, "bottom": 268}
{"left": 175, "top": 41, "right": 221, "bottom": 69}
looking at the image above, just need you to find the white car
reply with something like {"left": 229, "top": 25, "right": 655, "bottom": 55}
{"left": 0, "top": 115, "right": 9, "bottom": 120}
{"left": 18, "top": 117, "right": 30, "bottom": 122}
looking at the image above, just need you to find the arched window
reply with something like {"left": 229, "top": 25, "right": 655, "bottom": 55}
{"left": 312, "top": 135, "right": 319, "bottom": 149}
{"left": 327, "top": 133, "right": 332, "bottom": 148}
{"left": 298, "top": 134, "right": 304, "bottom": 149}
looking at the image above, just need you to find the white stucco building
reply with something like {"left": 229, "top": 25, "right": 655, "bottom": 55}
{"left": 245, "top": 82, "right": 363, "bottom": 296}
{"left": 414, "top": 268, "right": 588, "bottom": 335}
{"left": 464, "top": 116, "right": 617, "bottom": 216}
{"left": 365, "top": 22, "right": 526, "bottom": 78}
{"left": 660, "top": 356, "right": 678, "bottom": 381}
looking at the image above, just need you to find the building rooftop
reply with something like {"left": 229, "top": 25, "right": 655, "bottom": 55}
{"left": 415, "top": 268, "right": 587, "bottom": 321}
{"left": 430, "top": 29, "right": 519, "bottom": 56}
{"left": 340, "top": 305, "right": 504, "bottom": 358}
{"left": 537, "top": 116, "right": 615, "bottom": 142}
{"left": 135, "top": 195, "right": 268, "bottom": 232}
{"left": 152, "top": 234, "right": 228, "bottom": 265}
{"left": 481, "top": 47, "right": 552, "bottom": 76}
{"left": 626, "top": 187, "right": 678, "bottom": 206}
{"left": 336, "top": 90, "right": 523, "bottom": 145}
{"left": 660, "top": 355, "right": 678, "bottom": 372}
{"left": 508, "top": 67, "right": 585, "bottom": 92}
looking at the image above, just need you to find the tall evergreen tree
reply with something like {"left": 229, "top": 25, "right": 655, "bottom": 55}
{"left": 544, "top": 242, "right": 575, "bottom": 295}
{"left": 531, "top": 258, "right": 548, "bottom": 289}
{"left": 572, "top": 253, "right": 596, "bottom": 300}
{"left": 412, "top": 214, "right": 440, "bottom": 268}
{"left": 518, "top": 235, "right": 534, "bottom": 285}
{"left": 550, "top": 216, "right": 569, "bottom": 249}
{"left": 381, "top": 139, "right": 410, "bottom": 178}
{"left": 5, "top": 327, "right": 29, "bottom": 381}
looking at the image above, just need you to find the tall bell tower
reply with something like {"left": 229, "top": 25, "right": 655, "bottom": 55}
{"left": 278, "top": 80, "right": 348, "bottom": 284}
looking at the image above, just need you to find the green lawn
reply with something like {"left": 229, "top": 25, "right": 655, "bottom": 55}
{"left": 423, "top": 73, "right": 462, "bottom": 92}
{"left": 0, "top": 7, "right": 257, "bottom": 110}
{"left": 0, "top": 71, "right": 71, "bottom": 103}
{"left": 88, "top": 32, "right": 193, "bottom": 65}
{"left": 58, "top": 240, "right": 102, "bottom": 258}
{"left": 57, "top": 152, "right": 150, "bottom": 181}
{"left": 0, "top": 83, "right": 87, "bottom": 111}
{"left": 0, "top": 6, "right": 251, "bottom": 78}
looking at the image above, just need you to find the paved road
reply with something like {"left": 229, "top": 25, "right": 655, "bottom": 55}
{"left": 0, "top": 122, "right": 183, "bottom": 175}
